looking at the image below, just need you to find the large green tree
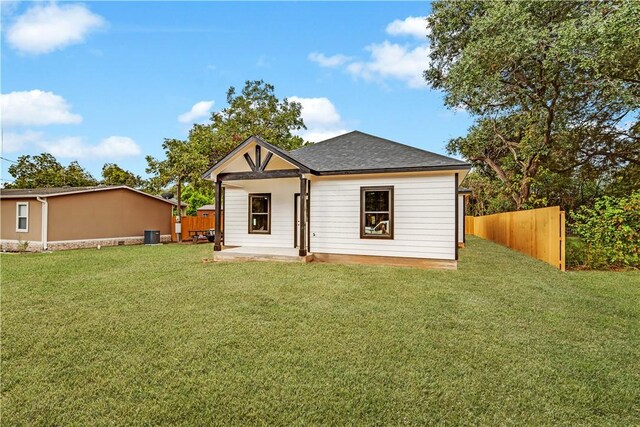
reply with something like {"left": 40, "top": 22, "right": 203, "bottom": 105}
{"left": 146, "top": 138, "right": 206, "bottom": 224}
{"left": 101, "top": 163, "right": 144, "bottom": 188}
{"left": 189, "top": 79, "right": 307, "bottom": 170}
{"left": 426, "top": 1, "right": 640, "bottom": 210}
{"left": 146, "top": 81, "right": 307, "bottom": 236}
{"left": 6, "top": 153, "right": 98, "bottom": 188}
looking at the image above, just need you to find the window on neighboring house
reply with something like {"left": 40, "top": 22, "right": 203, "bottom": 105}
{"left": 361, "top": 186, "right": 393, "bottom": 239}
{"left": 248, "top": 193, "right": 271, "bottom": 234}
{"left": 16, "top": 202, "right": 29, "bottom": 232}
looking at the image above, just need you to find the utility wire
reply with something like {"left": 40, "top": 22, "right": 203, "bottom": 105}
{"left": 0, "top": 156, "right": 18, "bottom": 164}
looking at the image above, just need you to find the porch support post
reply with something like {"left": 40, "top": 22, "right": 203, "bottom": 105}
{"left": 214, "top": 179, "right": 222, "bottom": 251}
{"left": 299, "top": 176, "right": 307, "bottom": 257}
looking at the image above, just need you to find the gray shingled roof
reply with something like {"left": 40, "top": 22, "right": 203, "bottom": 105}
{"left": 288, "top": 131, "right": 469, "bottom": 173}
{"left": 0, "top": 185, "right": 186, "bottom": 205}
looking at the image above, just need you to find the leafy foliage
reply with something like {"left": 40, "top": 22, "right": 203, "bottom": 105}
{"left": 181, "top": 185, "right": 213, "bottom": 216}
{"left": 189, "top": 79, "right": 307, "bottom": 170}
{"left": 146, "top": 138, "right": 206, "bottom": 222}
{"left": 460, "top": 171, "right": 514, "bottom": 216}
{"left": 428, "top": 1, "right": 640, "bottom": 210}
{"left": 571, "top": 191, "right": 640, "bottom": 269}
{"left": 565, "top": 237, "right": 588, "bottom": 270}
{"left": 101, "top": 163, "right": 144, "bottom": 188}
{"left": 6, "top": 153, "right": 98, "bottom": 188}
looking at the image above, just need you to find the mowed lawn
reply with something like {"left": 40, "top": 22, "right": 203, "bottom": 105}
{"left": 1, "top": 237, "right": 638, "bottom": 426}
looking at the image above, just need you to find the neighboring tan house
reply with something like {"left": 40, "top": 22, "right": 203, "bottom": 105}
{"left": 202, "top": 131, "right": 471, "bottom": 269}
{"left": 0, "top": 186, "right": 182, "bottom": 251}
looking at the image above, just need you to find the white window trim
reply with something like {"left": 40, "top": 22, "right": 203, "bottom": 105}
{"left": 16, "top": 202, "right": 29, "bottom": 232}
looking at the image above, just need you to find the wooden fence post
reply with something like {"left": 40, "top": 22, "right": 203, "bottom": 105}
{"left": 560, "top": 210, "right": 566, "bottom": 271}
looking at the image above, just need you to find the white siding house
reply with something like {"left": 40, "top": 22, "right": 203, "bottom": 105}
{"left": 311, "top": 174, "right": 456, "bottom": 260}
{"left": 204, "top": 131, "right": 470, "bottom": 269}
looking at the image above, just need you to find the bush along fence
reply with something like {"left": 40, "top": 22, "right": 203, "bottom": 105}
{"left": 570, "top": 191, "right": 639, "bottom": 269}
{"left": 465, "top": 206, "right": 565, "bottom": 271}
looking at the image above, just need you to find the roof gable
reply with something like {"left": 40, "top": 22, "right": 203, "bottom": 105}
{"left": 201, "top": 135, "right": 310, "bottom": 180}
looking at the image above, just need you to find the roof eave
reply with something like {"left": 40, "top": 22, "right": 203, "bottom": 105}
{"left": 313, "top": 163, "right": 472, "bottom": 176}
{"left": 0, "top": 194, "right": 40, "bottom": 199}
{"left": 0, "top": 186, "right": 186, "bottom": 206}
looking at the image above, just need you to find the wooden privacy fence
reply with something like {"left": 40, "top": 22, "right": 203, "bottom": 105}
{"left": 171, "top": 215, "right": 219, "bottom": 242}
{"left": 465, "top": 206, "right": 565, "bottom": 271}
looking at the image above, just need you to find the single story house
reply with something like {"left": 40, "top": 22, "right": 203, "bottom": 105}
{"left": 196, "top": 205, "right": 216, "bottom": 217}
{"left": 0, "top": 185, "right": 183, "bottom": 251}
{"left": 202, "top": 131, "right": 471, "bottom": 269}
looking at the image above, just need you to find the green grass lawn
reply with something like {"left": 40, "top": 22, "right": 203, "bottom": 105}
{"left": 2, "top": 237, "right": 639, "bottom": 426}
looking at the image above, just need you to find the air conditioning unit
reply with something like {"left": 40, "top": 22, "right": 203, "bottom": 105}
{"left": 144, "top": 230, "right": 161, "bottom": 245}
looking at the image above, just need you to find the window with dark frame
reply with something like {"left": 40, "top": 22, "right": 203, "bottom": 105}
{"left": 360, "top": 186, "right": 393, "bottom": 239}
{"left": 248, "top": 193, "right": 271, "bottom": 234}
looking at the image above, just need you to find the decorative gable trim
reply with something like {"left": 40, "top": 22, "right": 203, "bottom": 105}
{"left": 242, "top": 145, "right": 275, "bottom": 172}
{"left": 202, "top": 135, "right": 311, "bottom": 180}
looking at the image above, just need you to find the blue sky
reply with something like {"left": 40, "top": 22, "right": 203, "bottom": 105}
{"left": 1, "top": 1, "right": 472, "bottom": 184}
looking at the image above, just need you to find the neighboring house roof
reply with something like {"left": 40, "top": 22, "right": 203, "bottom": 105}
{"left": 203, "top": 131, "right": 471, "bottom": 179}
{"left": 289, "top": 131, "right": 471, "bottom": 174}
{"left": 197, "top": 204, "right": 216, "bottom": 210}
{"left": 0, "top": 185, "right": 187, "bottom": 206}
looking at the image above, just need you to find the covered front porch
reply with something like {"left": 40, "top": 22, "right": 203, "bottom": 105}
{"left": 204, "top": 136, "right": 311, "bottom": 259}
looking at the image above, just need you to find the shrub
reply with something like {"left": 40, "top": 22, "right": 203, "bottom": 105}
{"left": 566, "top": 237, "right": 588, "bottom": 269}
{"left": 17, "top": 239, "right": 30, "bottom": 253}
{"left": 571, "top": 191, "right": 640, "bottom": 269}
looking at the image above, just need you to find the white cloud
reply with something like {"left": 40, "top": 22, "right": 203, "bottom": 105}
{"left": 45, "top": 136, "right": 141, "bottom": 159}
{"left": 178, "top": 100, "right": 214, "bottom": 124}
{"left": 289, "top": 96, "right": 350, "bottom": 143}
{"left": 1, "top": 130, "right": 44, "bottom": 153}
{"left": 256, "top": 55, "right": 272, "bottom": 68}
{"left": 386, "top": 16, "right": 429, "bottom": 39}
{"left": 299, "top": 129, "right": 350, "bottom": 143}
{"left": 308, "top": 52, "right": 352, "bottom": 68}
{"left": 346, "top": 42, "right": 430, "bottom": 89}
{"left": 6, "top": 2, "right": 106, "bottom": 55}
{"left": 308, "top": 15, "right": 431, "bottom": 89}
{"left": 1, "top": 90, "right": 83, "bottom": 127}
{"left": 289, "top": 96, "right": 341, "bottom": 128}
